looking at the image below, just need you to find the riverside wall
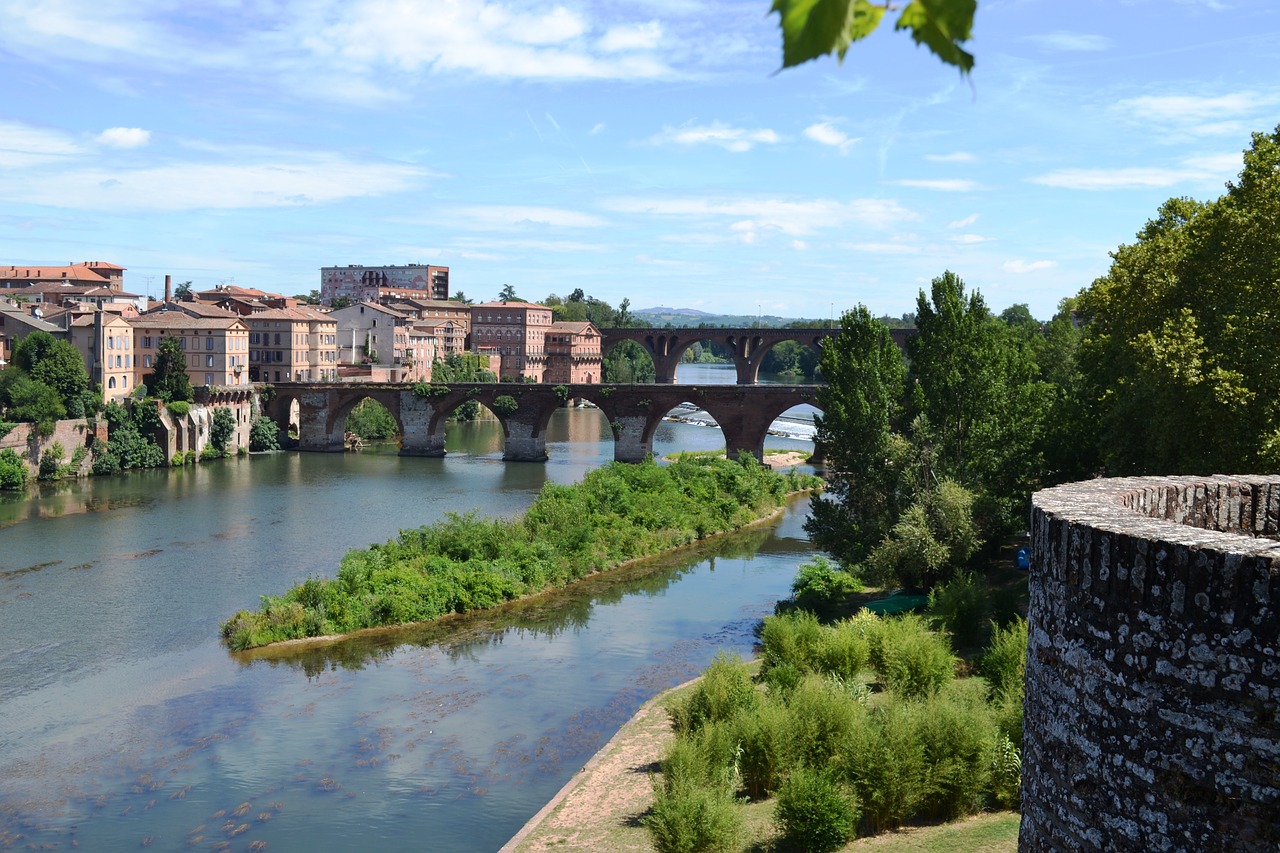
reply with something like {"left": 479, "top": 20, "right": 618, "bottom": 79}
{"left": 1021, "top": 476, "right": 1280, "bottom": 852}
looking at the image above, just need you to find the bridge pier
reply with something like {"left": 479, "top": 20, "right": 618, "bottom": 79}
{"left": 503, "top": 418, "right": 548, "bottom": 462}
{"left": 298, "top": 391, "right": 345, "bottom": 452}
{"left": 399, "top": 393, "right": 446, "bottom": 456}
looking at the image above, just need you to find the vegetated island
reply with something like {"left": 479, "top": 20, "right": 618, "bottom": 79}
{"left": 222, "top": 455, "right": 822, "bottom": 651}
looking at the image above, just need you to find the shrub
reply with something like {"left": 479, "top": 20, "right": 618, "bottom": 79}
{"left": 249, "top": 415, "right": 281, "bottom": 452}
{"left": 645, "top": 779, "right": 742, "bottom": 853}
{"left": 818, "top": 618, "right": 872, "bottom": 681}
{"left": 774, "top": 766, "right": 860, "bottom": 852}
{"left": 758, "top": 611, "right": 826, "bottom": 676}
{"left": 209, "top": 406, "right": 236, "bottom": 455}
{"left": 927, "top": 572, "right": 992, "bottom": 649}
{"left": 981, "top": 617, "right": 1028, "bottom": 698}
{"left": 787, "top": 555, "right": 863, "bottom": 614}
{"left": 840, "top": 697, "right": 928, "bottom": 832}
{"left": 733, "top": 697, "right": 793, "bottom": 800}
{"left": 166, "top": 400, "right": 190, "bottom": 417}
{"left": 38, "top": 442, "right": 65, "bottom": 480}
{"left": 875, "top": 615, "right": 957, "bottom": 700}
{"left": 669, "top": 652, "right": 757, "bottom": 735}
{"left": 0, "top": 448, "right": 28, "bottom": 490}
{"left": 784, "top": 674, "right": 866, "bottom": 769}
{"left": 914, "top": 682, "right": 998, "bottom": 820}
{"left": 491, "top": 394, "right": 519, "bottom": 416}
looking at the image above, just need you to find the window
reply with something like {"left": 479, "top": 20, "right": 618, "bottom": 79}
{"left": 207, "top": 355, "right": 214, "bottom": 367}
{"left": 274, "top": 333, "right": 281, "bottom": 345}
{"left": 144, "top": 355, "right": 152, "bottom": 368}
{"left": 206, "top": 337, "right": 213, "bottom": 351}
{"left": 108, "top": 377, "right": 116, "bottom": 389}
{"left": 205, "top": 374, "right": 214, "bottom": 385}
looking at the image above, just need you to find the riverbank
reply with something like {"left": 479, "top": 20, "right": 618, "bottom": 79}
{"left": 504, "top": 676, "right": 1021, "bottom": 853}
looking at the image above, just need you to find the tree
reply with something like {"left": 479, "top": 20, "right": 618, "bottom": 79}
{"left": 771, "top": 0, "right": 977, "bottom": 75}
{"left": 451, "top": 291, "right": 473, "bottom": 305}
{"left": 3, "top": 374, "right": 65, "bottom": 435}
{"left": 249, "top": 415, "right": 281, "bottom": 452}
{"left": 148, "top": 336, "right": 193, "bottom": 402}
{"left": 804, "top": 305, "right": 907, "bottom": 564}
{"left": 174, "top": 281, "right": 193, "bottom": 301}
{"left": 499, "top": 284, "right": 518, "bottom": 302}
{"left": 209, "top": 407, "right": 236, "bottom": 455}
{"left": 330, "top": 296, "right": 354, "bottom": 310}
{"left": 1077, "top": 126, "right": 1280, "bottom": 474}
{"left": 18, "top": 335, "right": 89, "bottom": 413}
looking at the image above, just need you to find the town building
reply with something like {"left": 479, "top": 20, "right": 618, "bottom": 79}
{"left": 0, "top": 261, "right": 125, "bottom": 290}
{"left": 130, "top": 310, "right": 250, "bottom": 390}
{"left": 67, "top": 310, "right": 138, "bottom": 400}
{"left": 544, "top": 321, "right": 603, "bottom": 384}
{"left": 320, "top": 264, "right": 449, "bottom": 305}
{"left": 244, "top": 306, "right": 339, "bottom": 383}
{"left": 328, "top": 301, "right": 417, "bottom": 381}
{"left": 382, "top": 297, "right": 471, "bottom": 356}
{"left": 469, "top": 301, "right": 557, "bottom": 382}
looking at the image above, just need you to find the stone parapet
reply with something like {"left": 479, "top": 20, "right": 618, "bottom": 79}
{"left": 1022, "top": 476, "right": 1280, "bottom": 852}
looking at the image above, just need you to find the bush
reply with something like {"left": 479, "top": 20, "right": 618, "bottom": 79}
{"left": 914, "top": 682, "right": 998, "bottom": 820}
{"left": 733, "top": 698, "right": 793, "bottom": 800}
{"left": 38, "top": 442, "right": 65, "bottom": 480}
{"left": 209, "top": 406, "right": 236, "bottom": 455}
{"left": 928, "top": 572, "right": 992, "bottom": 649}
{"left": 774, "top": 766, "right": 860, "bottom": 852}
{"left": 491, "top": 394, "right": 519, "bottom": 416}
{"left": 981, "top": 617, "right": 1028, "bottom": 698}
{"left": 669, "top": 652, "right": 757, "bottom": 735}
{"left": 874, "top": 615, "right": 957, "bottom": 700}
{"left": 166, "top": 400, "right": 190, "bottom": 417}
{"left": 645, "top": 779, "right": 742, "bottom": 853}
{"left": 249, "top": 415, "right": 281, "bottom": 452}
{"left": 0, "top": 448, "right": 28, "bottom": 490}
{"left": 841, "top": 697, "right": 928, "bottom": 832}
{"left": 786, "top": 555, "right": 863, "bottom": 614}
{"left": 784, "top": 674, "right": 866, "bottom": 769}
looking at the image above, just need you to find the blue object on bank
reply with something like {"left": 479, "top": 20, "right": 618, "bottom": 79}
{"left": 1016, "top": 547, "right": 1030, "bottom": 571}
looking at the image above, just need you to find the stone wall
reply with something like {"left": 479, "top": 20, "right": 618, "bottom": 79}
{"left": 1022, "top": 476, "right": 1280, "bottom": 852}
{"left": 0, "top": 418, "right": 104, "bottom": 476}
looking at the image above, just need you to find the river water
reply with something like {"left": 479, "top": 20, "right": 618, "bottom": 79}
{"left": 0, "top": 366, "right": 819, "bottom": 851}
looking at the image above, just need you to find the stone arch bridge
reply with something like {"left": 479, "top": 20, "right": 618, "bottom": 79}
{"left": 599, "top": 326, "right": 911, "bottom": 384}
{"left": 267, "top": 382, "right": 822, "bottom": 463}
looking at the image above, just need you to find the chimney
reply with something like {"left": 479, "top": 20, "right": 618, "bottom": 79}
{"left": 164, "top": 275, "right": 172, "bottom": 304}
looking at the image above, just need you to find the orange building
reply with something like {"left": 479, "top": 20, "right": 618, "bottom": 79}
{"left": 470, "top": 301, "right": 555, "bottom": 382}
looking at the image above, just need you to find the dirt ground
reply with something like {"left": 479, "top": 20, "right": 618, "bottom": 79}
{"left": 500, "top": 683, "right": 685, "bottom": 852}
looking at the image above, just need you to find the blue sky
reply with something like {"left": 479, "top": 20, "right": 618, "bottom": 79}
{"left": 1, "top": 0, "right": 1276, "bottom": 321}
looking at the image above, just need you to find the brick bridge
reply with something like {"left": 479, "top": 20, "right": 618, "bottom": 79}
{"left": 267, "top": 382, "right": 822, "bottom": 463}
{"left": 598, "top": 327, "right": 911, "bottom": 385}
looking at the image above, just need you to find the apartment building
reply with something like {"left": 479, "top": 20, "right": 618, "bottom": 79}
{"left": 245, "top": 306, "right": 339, "bottom": 383}
{"left": 1, "top": 261, "right": 125, "bottom": 290}
{"left": 320, "top": 264, "right": 449, "bottom": 305}
{"left": 382, "top": 297, "right": 471, "bottom": 356}
{"left": 68, "top": 311, "right": 138, "bottom": 400}
{"left": 544, "top": 321, "right": 603, "bottom": 384}
{"left": 131, "top": 311, "right": 250, "bottom": 389}
{"left": 0, "top": 301, "right": 61, "bottom": 368}
{"left": 328, "top": 301, "right": 415, "bottom": 379}
{"left": 470, "top": 301, "right": 555, "bottom": 382}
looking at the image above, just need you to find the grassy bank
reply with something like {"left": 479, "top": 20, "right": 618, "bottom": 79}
{"left": 222, "top": 455, "right": 821, "bottom": 650}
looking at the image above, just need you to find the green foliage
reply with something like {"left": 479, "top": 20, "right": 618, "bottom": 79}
{"left": 249, "top": 415, "right": 281, "bottom": 452}
{"left": 148, "top": 336, "right": 193, "bottom": 402}
{"left": 13, "top": 332, "right": 89, "bottom": 412}
{"left": 345, "top": 399, "right": 399, "bottom": 441}
{"left": 412, "top": 382, "right": 450, "bottom": 398}
{"left": 95, "top": 401, "right": 166, "bottom": 471}
{"left": 771, "top": 0, "right": 975, "bottom": 75}
{"left": 867, "top": 478, "right": 978, "bottom": 591}
{"left": 603, "top": 340, "right": 655, "bottom": 383}
{"left": 166, "top": 400, "right": 190, "bottom": 417}
{"left": 0, "top": 448, "right": 28, "bottom": 490}
{"left": 0, "top": 421, "right": 14, "bottom": 439}
{"left": 873, "top": 614, "right": 957, "bottom": 699}
{"left": 927, "top": 571, "right": 991, "bottom": 648}
{"left": 209, "top": 406, "right": 236, "bottom": 455}
{"left": 553, "top": 384, "right": 570, "bottom": 403}
{"left": 785, "top": 555, "right": 864, "bottom": 615}
{"left": 759, "top": 339, "right": 820, "bottom": 379}
{"left": 980, "top": 617, "right": 1028, "bottom": 700}
{"left": 1078, "top": 126, "right": 1280, "bottom": 476}
{"left": 669, "top": 652, "right": 758, "bottom": 735}
{"left": 774, "top": 766, "right": 860, "bottom": 852}
{"left": 806, "top": 305, "right": 907, "bottom": 564}
{"left": 2, "top": 372, "right": 65, "bottom": 435}
{"left": 430, "top": 353, "right": 497, "bottom": 383}
{"left": 645, "top": 775, "right": 743, "bottom": 853}
{"left": 37, "top": 442, "right": 65, "bottom": 480}
{"left": 491, "top": 394, "right": 519, "bottom": 417}
{"left": 450, "top": 398, "right": 481, "bottom": 422}
{"left": 223, "top": 457, "right": 821, "bottom": 649}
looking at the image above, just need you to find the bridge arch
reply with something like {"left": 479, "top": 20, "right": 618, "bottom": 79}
{"left": 599, "top": 327, "right": 842, "bottom": 385}
{"left": 327, "top": 388, "right": 405, "bottom": 448}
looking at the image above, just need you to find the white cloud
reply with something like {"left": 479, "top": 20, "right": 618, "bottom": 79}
{"left": 803, "top": 123, "right": 858, "bottom": 154}
{"left": 949, "top": 234, "right": 992, "bottom": 244}
{"left": 0, "top": 120, "right": 84, "bottom": 167}
{"left": 446, "top": 205, "right": 607, "bottom": 229}
{"left": 947, "top": 213, "right": 979, "bottom": 228}
{"left": 846, "top": 242, "right": 921, "bottom": 255}
{"left": 651, "top": 122, "right": 780, "bottom": 153}
{"left": 926, "top": 152, "right": 975, "bottom": 163}
{"left": 0, "top": 154, "right": 430, "bottom": 211}
{"left": 452, "top": 237, "right": 604, "bottom": 253}
{"left": 1030, "top": 152, "right": 1241, "bottom": 190}
{"left": 791, "top": 240, "right": 808, "bottom": 251}
{"left": 97, "top": 127, "right": 151, "bottom": 148}
{"left": 894, "top": 179, "right": 979, "bottom": 192}
{"left": 599, "top": 21, "right": 662, "bottom": 52}
{"left": 589, "top": 123, "right": 606, "bottom": 136}
{"left": 1028, "top": 32, "right": 1113, "bottom": 52}
{"left": 604, "top": 196, "right": 916, "bottom": 237}
{"left": 1113, "top": 92, "right": 1280, "bottom": 139}
{"left": 1003, "top": 260, "right": 1056, "bottom": 274}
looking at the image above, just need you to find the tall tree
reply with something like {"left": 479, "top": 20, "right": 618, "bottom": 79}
{"left": 148, "top": 336, "right": 193, "bottom": 402}
{"left": 11, "top": 331, "right": 89, "bottom": 414}
{"left": 498, "top": 284, "right": 518, "bottom": 302}
{"left": 1078, "top": 125, "right": 1280, "bottom": 474}
{"left": 804, "top": 305, "right": 907, "bottom": 564}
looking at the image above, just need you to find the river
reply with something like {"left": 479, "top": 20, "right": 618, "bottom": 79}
{"left": 0, "top": 365, "right": 820, "bottom": 851}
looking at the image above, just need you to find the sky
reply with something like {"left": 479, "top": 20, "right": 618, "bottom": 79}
{"left": 1, "top": 0, "right": 1276, "bottom": 322}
